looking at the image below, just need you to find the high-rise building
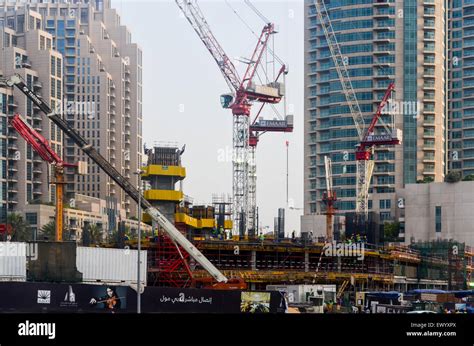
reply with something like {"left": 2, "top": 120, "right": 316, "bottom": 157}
{"left": 0, "top": 0, "right": 143, "bottom": 218}
{"left": 303, "top": 0, "right": 446, "bottom": 228}
{"left": 0, "top": 11, "right": 63, "bottom": 217}
{"left": 448, "top": 0, "right": 474, "bottom": 177}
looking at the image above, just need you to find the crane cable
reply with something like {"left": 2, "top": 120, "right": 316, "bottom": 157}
{"left": 244, "top": 0, "right": 270, "bottom": 24}
{"left": 224, "top": 0, "right": 285, "bottom": 68}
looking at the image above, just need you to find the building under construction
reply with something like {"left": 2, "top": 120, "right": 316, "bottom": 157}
{"left": 130, "top": 145, "right": 474, "bottom": 292}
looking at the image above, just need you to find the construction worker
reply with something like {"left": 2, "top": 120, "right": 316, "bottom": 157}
{"left": 224, "top": 228, "right": 230, "bottom": 240}
{"left": 259, "top": 232, "right": 265, "bottom": 245}
{"left": 219, "top": 226, "right": 224, "bottom": 240}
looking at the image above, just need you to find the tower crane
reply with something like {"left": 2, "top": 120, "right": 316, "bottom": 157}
{"left": 176, "top": 0, "right": 290, "bottom": 237}
{"left": 10, "top": 114, "right": 82, "bottom": 241}
{"left": 313, "top": 0, "right": 401, "bottom": 219}
{"left": 3, "top": 73, "right": 228, "bottom": 284}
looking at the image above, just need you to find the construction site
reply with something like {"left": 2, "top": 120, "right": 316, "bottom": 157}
{"left": 0, "top": 0, "right": 473, "bottom": 318}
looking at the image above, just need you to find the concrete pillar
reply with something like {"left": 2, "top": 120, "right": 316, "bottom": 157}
{"left": 304, "top": 251, "right": 309, "bottom": 272}
{"left": 251, "top": 250, "right": 257, "bottom": 271}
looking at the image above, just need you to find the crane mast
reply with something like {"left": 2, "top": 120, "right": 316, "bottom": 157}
{"left": 4, "top": 74, "right": 228, "bottom": 284}
{"left": 176, "top": 0, "right": 283, "bottom": 237}
{"left": 323, "top": 156, "right": 336, "bottom": 241}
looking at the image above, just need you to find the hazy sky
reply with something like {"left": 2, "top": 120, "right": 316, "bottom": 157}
{"left": 111, "top": 0, "right": 304, "bottom": 233}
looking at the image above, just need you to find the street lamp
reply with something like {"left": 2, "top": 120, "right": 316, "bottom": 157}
{"left": 133, "top": 169, "right": 144, "bottom": 314}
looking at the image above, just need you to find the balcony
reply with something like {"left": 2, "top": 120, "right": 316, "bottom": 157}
{"left": 33, "top": 190, "right": 43, "bottom": 195}
{"left": 22, "top": 60, "right": 32, "bottom": 69}
{"left": 33, "top": 81, "right": 43, "bottom": 89}
{"left": 423, "top": 131, "right": 435, "bottom": 138}
{"left": 423, "top": 9, "right": 435, "bottom": 17}
{"left": 423, "top": 84, "right": 435, "bottom": 91}
{"left": 423, "top": 155, "right": 435, "bottom": 163}
{"left": 374, "top": 0, "right": 392, "bottom": 5}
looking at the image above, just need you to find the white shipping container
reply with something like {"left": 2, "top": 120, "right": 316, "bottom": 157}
{"left": 0, "top": 242, "right": 27, "bottom": 281}
{"left": 77, "top": 247, "right": 147, "bottom": 286}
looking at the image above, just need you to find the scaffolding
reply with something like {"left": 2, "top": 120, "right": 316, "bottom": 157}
{"left": 212, "top": 194, "right": 233, "bottom": 230}
{"left": 411, "top": 240, "right": 468, "bottom": 290}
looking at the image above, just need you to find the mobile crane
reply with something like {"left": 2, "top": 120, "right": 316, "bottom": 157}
{"left": 3, "top": 74, "right": 228, "bottom": 284}
{"left": 10, "top": 113, "right": 82, "bottom": 241}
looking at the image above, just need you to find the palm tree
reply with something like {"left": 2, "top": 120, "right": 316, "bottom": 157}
{"left": 6, "top": 213, "right": 31, "bottom": 242}
{"left": 40, "top": 221, "right": 72, "bottom": 241}
{"left": 89, "top": 224, "right": 103, "bottom": 245}
{"left": 41, "top": 221, "right": 56, "bottom": 241}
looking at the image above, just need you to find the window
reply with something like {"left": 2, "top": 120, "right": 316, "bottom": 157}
{"left": 380, "top": 212, "right": 392, "bottom": 221}
{"left": 17, "top": 15, "right": 25, "bottom": 33}
{"left": 435, "top": 206, "right": 441, "bottom": 232}
{"left": 51, "top": 56, "right": 56, "bottom": 76}
{"left": 379, "top": 199, "right": 391, "bottom": 210}
{"left": 57, "top": 58, "right": 62, "bottom": 77}
{"left": 25, "top": 213, "right": 37, "bottom": 225}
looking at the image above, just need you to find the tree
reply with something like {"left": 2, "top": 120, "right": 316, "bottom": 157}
{"left": 41, "top": 221, "right": 56, "bottom": 241}
{"left": 384, "top": 221, "right": 400, "bottom": 242}
{"left": 7, "top": 213, "right": 32, "bottom": 241}
{"left": 417, "top": 176, "right": 434, "bottom": 184}
{"left": 463, "top": 174, "right": 474, "bottom": 181}
{"left": 446, "top": 171, "right": 462, "bottom": 183}
{"left": 89, "top": 224, "right": 103, "bottom": 245}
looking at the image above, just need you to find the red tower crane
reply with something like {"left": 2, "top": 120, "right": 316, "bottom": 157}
{"left": 176, "top": 0, "right": 292, "bottom": 236}
{"left": 10, "top": 114, "right": 79, "bottom": 241}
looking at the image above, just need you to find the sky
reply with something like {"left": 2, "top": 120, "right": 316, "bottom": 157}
{"left": 111, "top": 0, "right": 305, "bottom": 234}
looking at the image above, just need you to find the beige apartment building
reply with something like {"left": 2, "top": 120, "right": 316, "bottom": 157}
{"left": 0, "top": 14, "right": 63, "bottom": 214}
{"left": 0, "top": 0, "right": 142, "bottom": 220}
